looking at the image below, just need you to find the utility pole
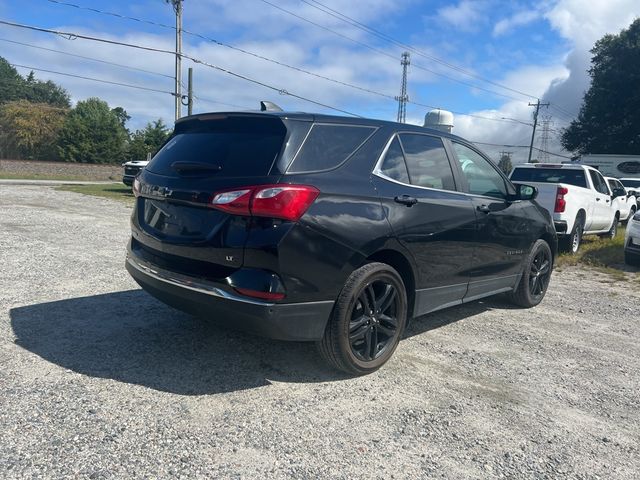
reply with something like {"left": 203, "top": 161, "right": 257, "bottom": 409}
{"left": 395, "top": 52, "right": 410, "bottom": 123}
{"left": 527, "top": 99, "right": 549, "bottom": 163}
{"left": 167, "top": 0, "right": 183, "bottom": 121}
{"left": 187, "top": 67, "right": 193, "bottom": 116}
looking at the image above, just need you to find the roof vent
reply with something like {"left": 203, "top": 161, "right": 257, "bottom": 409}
{"left": 260, "top": 101, "right": 283, "bottom": 112}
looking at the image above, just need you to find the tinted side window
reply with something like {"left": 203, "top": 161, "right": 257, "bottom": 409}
{"left": 453, "top": 142, "right": 507, "bottom": 199}
{"left": 379, "top": 137, "right": 410, "bottom": 183}
{"left": 288, "top": 124, "right": 376, "bottom": 173}
{"left": 398, "top": 134, "right": 455, "bottom": 190}
{"left": 589, "top": 170, "right": 610, "bottom": 194}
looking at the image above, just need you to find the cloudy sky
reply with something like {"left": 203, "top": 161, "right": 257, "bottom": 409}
{"left": 0, "top": 0, "right": 638, "bottom": 162}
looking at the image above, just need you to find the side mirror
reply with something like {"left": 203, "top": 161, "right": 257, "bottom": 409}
{"left": 511, "top": 183, "right": 538, "bottom": 201}
{"left": 612, "top": 187, "right": 626, "bottom": 198}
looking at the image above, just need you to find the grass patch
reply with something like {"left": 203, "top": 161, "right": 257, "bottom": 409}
{"left": 556, "top": 228, "right": 629, "bottom": 280}
{"left": 0, "top": 172, "right": 101, "bottom": 181}
{"left": 56, "top": 183, "right": 134, "bottom": 205}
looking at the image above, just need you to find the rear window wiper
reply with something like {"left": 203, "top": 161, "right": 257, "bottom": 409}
{"left": 171, "top": 161, "right": 223, "bottom": 172}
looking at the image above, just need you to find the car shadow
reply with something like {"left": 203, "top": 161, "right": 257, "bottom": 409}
{"left": 10, "top": 289, "right": 513, "bottom": 395}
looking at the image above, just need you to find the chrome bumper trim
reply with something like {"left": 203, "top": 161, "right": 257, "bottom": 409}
{"left": 126, "top": 254, "right": 275, "bottom": 306}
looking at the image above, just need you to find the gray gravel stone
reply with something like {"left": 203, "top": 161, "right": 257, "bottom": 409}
{"left": 1, "top": 185, "right": 639, "bottom": 479}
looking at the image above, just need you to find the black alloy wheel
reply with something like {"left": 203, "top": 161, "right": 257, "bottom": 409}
{"left": 528, "top": 247, "right": 552, "bottom": 298}
{"left": 508, "top": 239, "right": 553, "bottom": 308}
{"left": 348, "top": 281, "right": 400, "bottom": 362}
{"left": 318, "top": 262, "right": 407, "bottom": 375}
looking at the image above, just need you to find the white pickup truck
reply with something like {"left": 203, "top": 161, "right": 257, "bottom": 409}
{"left": 510, "top": 164, "right": 625, "bottom": 253}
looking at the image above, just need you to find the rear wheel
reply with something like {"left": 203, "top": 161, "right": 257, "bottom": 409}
{"left": 560, "top": 217, "right": 583, "bottom": 254}
{"left": 623, "top": 206, "right": 636, "bottom": 225}
{"left": 508, "top": 239, "right": 553, "bottom": 308}
{"left": 317, "top": 262, "right": 407, "bottom": 375}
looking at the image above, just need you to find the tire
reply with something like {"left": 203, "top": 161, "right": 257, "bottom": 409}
{"left": 560, "top": 216, "right": 583, "bottom": 254}
{"left": 317, "top": 262, "right": 408, "bottom": 375}
{"left": 599, "top": 214, "right": 619, "bottom": 240}
{"left": 623, "top": 207, "right": 636, "bottom": 225}
{"left": 508, "top": 239, "right": 553, "bottom": 308}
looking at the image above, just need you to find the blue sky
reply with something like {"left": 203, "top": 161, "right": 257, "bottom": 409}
{"left": 0, "top": 0, "right": 638, "bottom": 161}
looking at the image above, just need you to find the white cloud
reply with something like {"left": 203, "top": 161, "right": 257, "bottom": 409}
{"left": 493, "top": 9, "right": 540, "bottom": 37}
{"left": 435, "top": 0, "right": 489, "bottom": 32}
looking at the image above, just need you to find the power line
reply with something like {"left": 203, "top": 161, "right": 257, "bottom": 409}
{"left": 0, "top": 38, "right": 174, "bottom": 79}
{"left": 0, "top": 19, "right": 362, "bottom": 117}
{"left": 258, "top": 0, "right": 531, "bottom": 103}
{"left": 471, "top": 141, "right": 574, "bottom": 160}
{"left": 288, "top": 0, "right": 584, "bottom": 117}
{"left": 39, "top": 2, "right": 540, "bottom": 125}
{"left": 10, "top": 63, "right": 176, "bottom": 95}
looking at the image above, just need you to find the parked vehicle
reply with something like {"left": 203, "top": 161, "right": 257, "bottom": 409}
{"left": 620, "top": 178, "right": 640, "bottom": 201}
{"left": 606, "top": 177, "right": 637, "bottom": 222}
{"left": 624, "top": 212, "right": 640, "bottom": 266}
{"left": 125, "top": 108, "right": 557, "bottom": 374}
{"left": 122, "top": 160, "right": 149, "bottom": 187}
{"left": 510, "top": 164, "right": 624, "bottom": 253}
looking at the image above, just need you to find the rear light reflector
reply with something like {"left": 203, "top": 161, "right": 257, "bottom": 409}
{"left": 210, "top": 184, "right": 320, "bottom": 221}
{"left": 555, "top": 186, "right": 568, "bottom": 213}
{"left": 234, "top": 287, "right": 285, "bottom": 301}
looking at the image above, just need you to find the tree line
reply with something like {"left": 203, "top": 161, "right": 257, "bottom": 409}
{"left": 0, "top": 56, "right": 170, "bottom": 163}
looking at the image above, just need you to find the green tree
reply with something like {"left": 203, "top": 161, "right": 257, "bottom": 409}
{"left": 0, "top": 101, "right": 68, "bottom": 159}
{"left": 0, "top": 57, "right": 25, "bottom": 104}
{"left": 561, "top": 19, "right": 640, "bottom": 154}
{"left": 0, "top": 57, "right": 70, "bottom": 108}
{"left": 127, "top": 119, "right": 171, "bottom": 161}
{"left": 57, "top": 97, "right": 128, "bottom": 163}
{"left": 497, "top": 154, "right": 513, "bottom": 175}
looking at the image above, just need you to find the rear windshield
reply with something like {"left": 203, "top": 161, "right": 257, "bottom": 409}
{"left": 510, "top": 167, "right": 588, "bottom": 188}
{"left": 146, "top": 116, "right": 286, "bottom": 177}
{"left": 621, "top": 179, "right": 640, "bottom": 188}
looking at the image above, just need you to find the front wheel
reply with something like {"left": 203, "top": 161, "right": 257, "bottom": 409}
{"left": 317, "top": 262, "right": 407, "bottom": 375}
{"left": 508, "top": 239, "right": 553, "bottom": 308}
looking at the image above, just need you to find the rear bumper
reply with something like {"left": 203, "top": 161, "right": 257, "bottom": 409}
{"left": 125, "top": 251, "right": 333, "bottom": 341}
{"left": 554, "top": 220, "right": 568, "bottom": 234}
{"left": 123, "top": 175, "right": 135, "bottom": 186}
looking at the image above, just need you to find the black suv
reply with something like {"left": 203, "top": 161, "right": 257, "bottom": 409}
{"left": 126, "top": 109, "right": 556, "bottom": 374}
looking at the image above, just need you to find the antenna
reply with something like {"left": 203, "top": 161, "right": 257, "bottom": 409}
{"left": 395, "top": 51, "right": 410, "bottom": 123}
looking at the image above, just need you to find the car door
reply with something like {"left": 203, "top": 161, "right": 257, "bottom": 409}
{"left": 371, "top": 133, "right": 476, "bottom": 316}
{"left": 448, "top": 141, "right": 537, "bottom": 301}
{"left": 588, "top": 169, "right": 613, "bottom": 230}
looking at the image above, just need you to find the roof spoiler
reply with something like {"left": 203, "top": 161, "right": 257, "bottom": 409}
{"left": 260, "top": 101, "right": 283, "bottom": 112}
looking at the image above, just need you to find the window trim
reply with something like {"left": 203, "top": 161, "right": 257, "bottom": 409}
{"left": 285, "top": 122, "right": 378, "bottom": 175}
{"left": 372, "top": 132, "right": 464, "bottom": 195}
{"left": 447, "top": 139, "right": 515, "bottom": 200}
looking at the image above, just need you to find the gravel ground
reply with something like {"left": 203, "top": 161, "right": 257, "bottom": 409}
{"left": 1, "top": 185, "right": 639, "bottom": 479}
{"left": 0, "top": 159, "right": 121, "bottom": 180}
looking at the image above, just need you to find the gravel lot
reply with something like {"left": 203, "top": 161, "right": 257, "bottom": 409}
{"left": 1, "top": 185, "right": 639, "bottom": 479}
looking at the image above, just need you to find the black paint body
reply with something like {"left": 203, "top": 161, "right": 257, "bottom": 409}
{"left": 127, "top": 111, "right": 556, "bottom": 341}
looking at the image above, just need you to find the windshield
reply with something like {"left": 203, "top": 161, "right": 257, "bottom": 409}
{"left": 510, "top": 167, "right": 588, "bottom": 188}
{"left": 621, "top": 179, "right": 640, "bottom": 188}
{"left": 146, "top": 116, "right": 286, "bottom": 177}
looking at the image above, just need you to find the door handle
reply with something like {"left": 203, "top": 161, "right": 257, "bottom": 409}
{"left": 477, "top": 204, "right": 491, "bottom": 214}
{"left": 596, "top": 198, "right": 601, "bottom": 201}
{"left": 394, "top": 195, "right": 418, "bottom": 207}
{"left": 606, "top": 199, "right": 610, "bottom": 203}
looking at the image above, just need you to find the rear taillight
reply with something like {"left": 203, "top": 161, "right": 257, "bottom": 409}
{"left": 555, "top": 186, "right": 568, "bottom": 213}
{"left": 210, "top": 184, "right": 320, "bottom": 221}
